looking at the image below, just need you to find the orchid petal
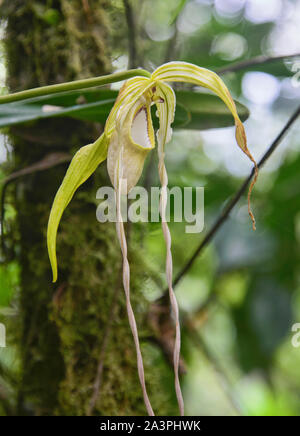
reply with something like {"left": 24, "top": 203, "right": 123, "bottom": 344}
{"left": 154, "top": 81, "right": 184, "bottom": 415}
{"left": 152, "top": 62, "right": 247, "bottom": 151}
{"left": 152, "top": 61, "right": 258, "bottom": 229}
{"left": 155, "top": 82, "right": 176, "bottom": 152}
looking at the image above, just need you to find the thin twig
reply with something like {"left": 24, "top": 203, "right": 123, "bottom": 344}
{"left": 217, "top": 53, "right": 300, "bottom": 75}
{"left": 163, "top": 105, "right": 300, "bottom": 294}
{"left": 164, "top": 0, "right": 188, "bottom": 63}
{"left": 148, "top": 302, "right": 187, "bottom": 375}
{"left": 164, "top": 26, "right": 179, "bottom": 64}
{"left": 123, "top": 0, "right": 138, "bottom": 69}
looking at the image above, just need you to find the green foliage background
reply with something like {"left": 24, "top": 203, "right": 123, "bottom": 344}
{"left": 0, "top": 0, "right": 300, "bottom": 416}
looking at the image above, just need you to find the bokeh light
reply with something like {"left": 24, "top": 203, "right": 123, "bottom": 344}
{"left": 242, "top": 72, "right": 281, "bottom": 105}
{"left": 214, "top": 0, "right": 246, "bottom": 17}
{"left": 145, "top": 20, "right": 175, "bottom": 42}
{"left": 177, "top": 0, "right": 211, "bottom": 34}
{"left": 211, "top": 32, "right": 248, "bottom": 61}
{"left": 245, "top": 0, "right": 282, "bottom": 24}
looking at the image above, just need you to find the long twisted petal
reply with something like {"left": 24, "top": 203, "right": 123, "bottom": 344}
{"left": 155, "top": 82, "right": 184, "bottom": 416}
{"left": 114, "top": 148, "right": 155, "bottom": 416}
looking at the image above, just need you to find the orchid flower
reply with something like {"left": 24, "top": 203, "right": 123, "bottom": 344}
{"left": 47, "top": 62, "right": 258, "bottom": 416}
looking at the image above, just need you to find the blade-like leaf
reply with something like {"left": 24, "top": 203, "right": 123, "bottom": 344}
{"left": 174, "top": 90, "right": 249, "bottom": 128}
{"left": 47, "top": 133, "right": 108, "bottom": 282}
{"left": 0, "top": 95, "right": 116, "bottom": 128}
{"left": 0, "top": 89, "right": 249, "bottom": 130}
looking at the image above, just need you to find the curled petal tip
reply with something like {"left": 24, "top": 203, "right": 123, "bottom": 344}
{"left": 247, "top": 162, "right": 259, "bottom": 231}
{"left": 249, "top": 209, "right": 256, "bottom": 231}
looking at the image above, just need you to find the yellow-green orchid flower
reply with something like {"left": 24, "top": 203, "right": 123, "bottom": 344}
{"left": 48, "top": 62, "right": 257, "bottom": 282}
{"left": 47, "top": 61, "right": 258, "bottom": 416}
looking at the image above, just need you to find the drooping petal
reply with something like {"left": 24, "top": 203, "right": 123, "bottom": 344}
{"left": 155, "top": 82, "right": 176, "bottom": 152}
{"left": 106, "top": 79, "right": 156, "bottom": 416}
{"left": 47, "top": 133, "right": 108, "bottom": 282}
{"left": 154, "top": 81, "right": 184, "bottom": 416}
{"left": 152, "top": 61, "right": 258, "bottom": 229}
{"left": 114, "top": 158, "right": 155, "bottom": 416}
{"left": 153, "top": 62, "right": 246, "bottom": 150}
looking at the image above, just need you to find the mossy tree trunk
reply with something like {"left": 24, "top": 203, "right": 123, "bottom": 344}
{"left": 2, "top": 0, "right": 173, "bottom": 416}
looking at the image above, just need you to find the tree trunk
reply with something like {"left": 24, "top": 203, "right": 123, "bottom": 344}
{"left": 2, "top": 0, "right": 173, "bottom": 416}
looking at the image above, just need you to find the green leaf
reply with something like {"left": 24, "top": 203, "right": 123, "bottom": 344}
{"left": 175, "top": 90, "right": 249, "bottom": 129}
{"left": 0, "top": 93, "right": 116, "bottom": 128}
{"left": 0, "top": 89, "right": 249, "bottom": 130}
{"left": 47, "top": 133, "right": 108, "bottom": 282}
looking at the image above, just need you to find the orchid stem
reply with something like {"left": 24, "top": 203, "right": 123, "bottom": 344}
{"left": 0, "top": 69, "right": 151, "bottom": 104}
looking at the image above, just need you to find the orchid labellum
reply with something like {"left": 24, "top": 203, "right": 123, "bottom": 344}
{"left": 47, "top": 62, "right": 258, "bottom": 416}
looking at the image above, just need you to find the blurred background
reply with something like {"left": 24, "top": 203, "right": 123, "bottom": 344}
{"left": 0, "top": 0, "right": 300, "bottom": 416}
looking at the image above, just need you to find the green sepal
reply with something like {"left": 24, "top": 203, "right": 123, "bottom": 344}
{"left": 47, "top": 133, "right": 108, "bottom": 282}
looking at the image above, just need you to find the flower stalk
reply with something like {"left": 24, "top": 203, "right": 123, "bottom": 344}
{"left": 0, "top": 69, "right": 151, "bottom": 104}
